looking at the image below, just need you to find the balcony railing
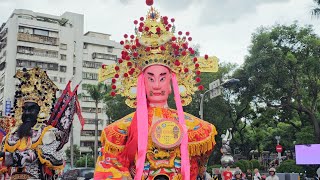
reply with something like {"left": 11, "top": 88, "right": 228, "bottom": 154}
{"left": 17, "top": 32, "right": 59, "bottom": 46}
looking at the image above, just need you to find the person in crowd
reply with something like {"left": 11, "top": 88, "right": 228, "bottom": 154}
{"left": 266, "top": 168, "right": 279, "bottom": 180}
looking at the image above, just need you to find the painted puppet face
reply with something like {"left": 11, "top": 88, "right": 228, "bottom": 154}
{"left": 143, "top": 65, "right": 171, "bottom": 107}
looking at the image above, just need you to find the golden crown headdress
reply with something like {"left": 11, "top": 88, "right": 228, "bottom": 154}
{"left": 98, "top": 6, "right": 218, "bottom": 108}
{"left": 13, "top": 67, "right": 58, "bottom": 124}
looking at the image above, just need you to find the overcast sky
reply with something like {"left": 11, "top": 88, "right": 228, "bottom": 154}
{"left": 0, "top": 0, "right": 319, "bottom": 65}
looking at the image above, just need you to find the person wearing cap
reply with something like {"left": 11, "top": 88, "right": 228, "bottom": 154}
{"left": 94, "top": 1, "right": 218, "bottom": 180}
{"left": 233, "top": 170, "right": 243, "bottom": 180}
{"left": 266, "top": 168, "right": 279, "bottom": 180}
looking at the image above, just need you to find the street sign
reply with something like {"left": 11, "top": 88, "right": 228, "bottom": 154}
{"left": 5, "top": 100, "right": 11, "bottom": 116}
{"left": 209, "top": 79, "right": 221, "bottom": 99}
{"left": 276, "top": 145, "right": 283, "bottom": 153}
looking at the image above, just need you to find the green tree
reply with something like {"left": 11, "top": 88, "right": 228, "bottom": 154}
{"left": 277, "top": 160, "right": 304, "bottom": 173}
{"left": 84, "top": 83, "right": 107, "bottom": 164}
{"left": 65, "top": 145, "right": 81, "bottom": 161}
{"left": 75, "top": 155, "right": 95, "bottom": 167}
{"left": 312, "top": 0, "right": 320, "bottom": 17}
{"left": 104, "top": 93, "right": 135, "bottom": 122}
{"left": 235, "top": 23, "right": 320, "bottom": 143}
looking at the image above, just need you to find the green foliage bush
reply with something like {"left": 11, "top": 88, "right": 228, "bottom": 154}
{"left": 277, "top": 160, "right": 303, "bottom": 173}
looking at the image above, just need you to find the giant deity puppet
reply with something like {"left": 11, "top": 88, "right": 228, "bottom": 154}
{"left": 0, "top": 67, "right": 83, "bottom": 179}
{"left": 95, "top": 1, "right": 219, "bottom": 179}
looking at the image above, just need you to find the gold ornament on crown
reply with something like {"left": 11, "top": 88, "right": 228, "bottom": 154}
{"left": 13, "top": 67, "right": 58, "bottom": 126}
{"left": 98, "top": 7, "right": 219, "bottom": 108}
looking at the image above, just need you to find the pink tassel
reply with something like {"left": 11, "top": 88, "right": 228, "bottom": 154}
{"left": 172, "top": 73, "right": 190, "bottom": 179}
{"left": 134, "top": 73, "right": 149, "bottom": 180}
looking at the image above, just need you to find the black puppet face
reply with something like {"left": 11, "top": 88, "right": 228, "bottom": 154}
{"left": 17, "top": 102, "right": 40, "bottom": 138}
{"left": 21, "top": 102, "right": 40, "bottom": 126}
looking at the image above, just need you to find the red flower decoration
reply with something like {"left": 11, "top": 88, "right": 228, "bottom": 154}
{"left": 112, "top": 85, "right": 117, "bottom": 89}
{"left": 198, "top": 85, "right": 204, "bottom": 91}
{"left": 115, "top": 66, "right": 120, "bottom": 71}
{"left": 188, "top": 37, "right": 192, "bottom": 41}
{"left": 125, "top": 56, "right": 131, "bottom": 61}
{"left": 174, "top": 50, "right": 180, "bottom": 56}
{"left": 118, "top": 59, "right": 123, "bottom": 63}
{"left": 204, "top": 54, "right": 209, "bottom": 59}
{"left": 163, "top": 16, "right": 168, "bottom": 21}
{"left": 196, "top": 70, "right": 201, "bottom": 75}
{"left": 112, "top": 79, "right": 116, "bottom": 83}
{"left": 120, "top": 41, "right": 124, "bottom": 45}
{"left": 181, "top": 51, "right": 187, "bottom": 56}
{"left": 183, "top": 43, "right": 188, "bottom": 49}
{"left": 171, "top": 36, "right": 176, "bottom": 41}
{"left": 196, "top": 77, "right": 201, "bottom": 83}
{"left": 146, "top": 47, "right": 151, "bottom": 52}
{"left": 123, "top": 73, "right": 128, "bottom": 77}
{"left": 186, "top": 31, "right": 190, "bottom": 36}
{"left": 133, "top": 52, "right": 139, "bottom": 57}
{"left": 140, "top": 17, "right": 144, "bottom": 21}
{"left": 124, "top": 34, "right": 128, "bottom": 38}
{"left": 195, "top": 63, "right": 200, "bottom": 68}
{"left": 178, "top": 31, "right": 182, "bottom": 35}
{"left": 124, "top": 45, "right": 130, "bottom": 49}
{"left": 156, "top": 27, "right": 161, "bottom": 33}
{"left": 127, "top": 62, "right": 132, "bottom": 66}
{"left": 144, "top": 26, "right": 150, "bottom": 31}
{"left": 146, "top": 0, "right": 153, "bottom": 6}
{"left": 160, "top": 46, "right": 166, "bottom": 51}
{"left": 138, "top": 27, "right": 143, "bottom": 32}
{"left": 101, "top": 64, "right": 106, "bottom": 69}
{"left": 134, "top": 20, "right": 138, "bottom": 25}
{"left": 171, "top": 18, "right": 175, "bottom": 22}
{"left": 130, "top": 35, "right": 135, "bottom": 39}
{"left": 139, "top": 22, "right": 144, "bottom": 27}
{"left": 184, "top": 68, "right": 189, "bottom": 73}
{"left": 110, "top": 92, "right": 116, "bottom": 96}
{"left": 174, "top": 60, "right": 181, "bottom": 66}
{"left": 193, "top": 57, "right": 198, "bottom": 62}
{"left": 130, "top": 68, "right": 135, "bottom": 72}
{"left": 131, "top": 45, "right": 137, "bottom": 49}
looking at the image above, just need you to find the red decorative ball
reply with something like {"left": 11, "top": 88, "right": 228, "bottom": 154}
{"left": 125, "top": 56, "right": 131, "bottom": 61}
{"left": 133, "top": 52, "right": 139, "bottom": 57}
{"left": 163, "top": 16, "right": 168, "bottom": 21}
{"left": 188, "top": 37, "right": 192, "bottom": 41}
{"left": 183, "top": 43, "right": 188, "bottom": 49}
{"left": 198, "top": 85, "right": 204, "bottom": 91}
{"left": 195, "top": 63, "right": 200, "bottom": 68}
{"left": 146, "top": 0, "right": 153, "bottom": 6}
{"left": 190, "top": 50, "right": 195, "bottom": 55}
{"left": 144, "top": 26, "right": 150, "bottom": 31}
{"left": 178, "top": 31, "right": 182, "bottom": 35}
{"left": 204, "top": 54, "right": 209, "bottom": 59}
{"left": 139, "top": 22, "right": 144, "bottom": 27}
{"left": 114, "top": 74, "right": 119, "bottom": 78}
{"left": 156, "top": 27, "right": 161, "bottom": 33}
{"left": 171, "top": 36, "right": 176, "bottom": 41}
{"left": 193, "top": 57, "right": 198, "bottom": 62}
{"left": 110, "top": 92, "right": 116, "bottom": 97}
{"left": 174, "top": 50, "right": 180, "bottom": 56}
{"left": 127, "top": 62, "right": 132, "bottom": 66}
{"left": 101, "top": 64, "right": 106, "bottom": 69}
{"left": 174, "top": 60, "right": 181, "bottom": 66}
{"left": 112, "top": 85, "right": 117, "bottom": 89}
{"left": 146, "top": 47, "right": 151, "bottom": 52}
{"left": 196, "top": 70, "right": 201, "bottom": 75}
{"left": 118, "top": 59, "right": 123, "bottom": 63}
{"left": 134, "top": 20, "right": 138, "bottom": 25}
{"left": 124, "top": 34, "right": 128, "bottom": 38}
{"left": 168, "top": 24, "right": 172, "bottom": 28}
{"left": 130, "top": 68, "right": 135, "bottom": 72}
{"left": 184, "top": 68, "right": 189, "bottom": 73}
{"left": 163, "top": 20, "right": 168, "bottom": 25}
{"left": 138, "top": 27, "right": 143, "bottom": 32}
{"left": 186, "top": 31, "right": 190, "bottom": 36}
{"left": 112, "top": 79, "right": 116, "bottom": 83}
{"left": 171, "top": 18, "right": 175, "bottom": 22}
{"left": 140, "top": 17, "right": 144, "bottom": 21}
{"left": 124, "top": 45, "right": 130, "bottom": 49}
{"left": 115, "top": 66, "right": 120, "bottom": 71}
{"left": 120, "top": 41, "right": 124, "bottom": 45}
{"left": 160, "top": 46, "right": 166, "bottom": 51}
{"left": 181, "top": 51, "right": 187, "bottom": 56}
{"left": 130, "top": 35, "right": 135, "bottom": 39}
{"left": 166, "top": 27, "right": 170, "bottom": 31}
{"left": 131, "top": 45, "right": 137, "bottom": 49}
{"left": 123, "top": 73, "right": 128, "bottom": 77}
{"left": 128, "top": 71, "right": 133, "bottom": 75}
{"left": 121, "top": 54, "right": 126, "bottom": 59}
{"left": 196, "top": 77, "right": 201, "bottom": 83}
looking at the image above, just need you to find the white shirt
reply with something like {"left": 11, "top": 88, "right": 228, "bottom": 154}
{"left": 317, "top": 167, "right": 320, "bottom": 177}
{"left": 266, "top": 175, "right": 279, "bottom": 180}
{"left": 253, "top": 172, "right": 261, "bottom": 180}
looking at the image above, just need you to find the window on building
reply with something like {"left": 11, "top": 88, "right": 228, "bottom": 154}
{"left": 80, "top": 130, "right": 102, "bottom": 137}
{"left": 60, "top": 77, "right": 66, "bottom": 83}
{"left": 107, "top": 47, "right": 113, "bottom": 53}
{"left": 60, "top": 43, "right": 67, "bottom": 50}
{"left": 33, "top": 29, "right": 49, "bottom": 36}
{"left": 92, "top": 52, "right": 117, "bottom": 61}
{"left": 82, "top": 72, "right": 98, "bottom": 80}
{"left": 83, "top": 61, "right": 102, "bottom": 69}
{"left": 73, "top": 67, "right": 76, "bottom": 75}
{"left": 81, "top": 107, "right": 102, "bottom": 113}
{"left": 60, "top": 54, "right": 67, "bottom": 60}
{"left": 82, "top": 96, "right": 94, "bottom": 102}
{"left": 83, "top": 43, "right": 88, "bottom": 49}
{"left": 80, "top": 141, "right": 94, "bottom": 147}
{"left": 60, "top": 66, "right": 67, "bottom": 72}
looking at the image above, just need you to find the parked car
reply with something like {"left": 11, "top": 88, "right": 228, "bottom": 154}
{"left": 60, "top": 167, "right": 94, "bottom": 180}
